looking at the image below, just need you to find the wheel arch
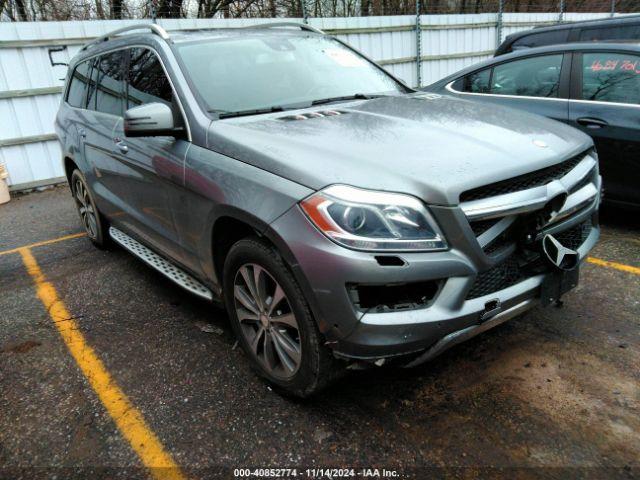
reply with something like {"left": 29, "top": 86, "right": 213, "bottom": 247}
{"left": 210, "top": 213, "right": 262, "bottom": 291}
{"left": 62, "top": 144, "right": 91, "bottom": 185}
{"left": 64, "top": 156, "right": 78, "bottom": 183}
{"left": 208, "top": 206, "right": 296, "bottom": 277}
{"left": 207, "top": 206, "right": 330, "bottom": 337}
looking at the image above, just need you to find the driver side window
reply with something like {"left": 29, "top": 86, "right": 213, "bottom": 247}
{"left": 458, "top": 54, "right": 564, "bottom": 98}
{"left": 127, "top": 48, "right": 174, "bottom": 108}
{"left": 491, "top": 55, "right": 563, "bottom": 98}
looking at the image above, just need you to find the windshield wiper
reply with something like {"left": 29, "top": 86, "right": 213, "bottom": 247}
{"left": 310, "top": 93, "right": 383, "bottom": 106}
{"left": 211, "top": 94, "right": 386, "bottom": 119}
{"left": 214, "top": 105, "right": 292, "bottom": 119}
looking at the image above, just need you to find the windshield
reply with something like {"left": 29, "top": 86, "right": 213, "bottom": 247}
{"left": 175, "top": 34, "right": 405, "bottom": 115}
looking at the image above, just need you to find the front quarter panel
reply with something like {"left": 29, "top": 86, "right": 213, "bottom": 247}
{"left": 179, "top": 143, "right": 313, "bottom": 289}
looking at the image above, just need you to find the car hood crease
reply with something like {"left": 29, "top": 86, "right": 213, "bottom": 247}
{"left": 207, "top": 95, "right": 592, "bottom": 205}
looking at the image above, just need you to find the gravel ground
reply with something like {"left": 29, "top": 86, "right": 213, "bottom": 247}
{"left": 1, "top": 185, "right": 638, "bottom": 479}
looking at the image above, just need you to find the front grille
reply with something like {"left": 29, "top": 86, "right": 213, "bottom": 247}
{"left": 484, "top": 235, "right": 514, "bottom": 256}
{"left": 466, "top": 218, "right": 593, "bottom": 300}
{"left": 555, "top": 219, "right": 593, "bottom": 250}
{"left": 460, "top": 151, "right": 588, "bottom": 203}
{"left": 469, "top": 218, "right": 500, "bottom": 237}
{"left": 466, "top": 255, "right": 523, "bottom": 300}
{"left": 569, "top": 166, "right": 596, "bottom": 194}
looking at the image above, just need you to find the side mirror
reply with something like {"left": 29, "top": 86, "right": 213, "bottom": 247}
{"left": 124, "top": 103, "right": 181, "bottom": 138}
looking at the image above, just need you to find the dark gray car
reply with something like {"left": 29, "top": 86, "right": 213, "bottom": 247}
{"left": 56, "top": 23, "right": 600, "bottom": 396}
{"left": 423, "top": 43, "right": 640, "bottom": 209}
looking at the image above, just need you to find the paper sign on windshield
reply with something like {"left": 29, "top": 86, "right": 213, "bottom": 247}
{"left": 324, "top": 49, "right": 367, "bottom": 67}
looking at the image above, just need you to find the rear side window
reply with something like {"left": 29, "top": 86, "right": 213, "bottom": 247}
{"left": 581, "top": 52, "right": 640, "bottom": 105}
{"left": 511, "top": 30, "right": 570, "bottom": 51}
{"left": 67, "top": 60, "right": 92, "bottom": 108}
{"left": 490, "top": 54, "right": 563, "bottom": 98}
{"left": 127, "top": 48, "right": 173, "bottom": 108}
{"left": 91, "top": 50, "right": 125, "bottom": 116}
{"left": 579, "top": 25, "right": 640, "bottom": 42}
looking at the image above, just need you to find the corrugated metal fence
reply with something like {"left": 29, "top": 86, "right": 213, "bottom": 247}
{"left": 0, "top": 13, "right": 614, "bottom": 190}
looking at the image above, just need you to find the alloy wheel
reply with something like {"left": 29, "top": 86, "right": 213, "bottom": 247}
{"left": 74, "top": 178, "right": 98, "bottom": 239}
{"left": 233, "top": 263, "right": 302, "bottom": 379}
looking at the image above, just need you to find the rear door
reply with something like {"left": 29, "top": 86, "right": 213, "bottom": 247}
{"left": 109, "top": 47, "right": 189, "bottom": 262}
{"left": 568, "top": 50, "right": 640, "bottom": 207}
{"left": 81, "top": 50, "right": 127, "bottom": 218}
{"left": 64, "top": 57, "right": 93, "bottom": 164}
{"left": 447, "top": 53, "right": 571, "bottom": 124}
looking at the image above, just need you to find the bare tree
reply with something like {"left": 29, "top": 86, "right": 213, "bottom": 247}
{"left": 95, "top": 0, "right": 105, "bottom": 18}
{"left": 14, "top": 0, "right": 28, "bottom": 19}
{"left": 158, "top": 0, "right": 184, "bottom": 17}
{"left": 110, "top": 0, "right": 122, "bottom": 18}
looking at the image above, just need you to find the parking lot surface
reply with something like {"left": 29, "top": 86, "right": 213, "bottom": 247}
{"left": 1, "top": 185, "right": 639, "bottom": 479}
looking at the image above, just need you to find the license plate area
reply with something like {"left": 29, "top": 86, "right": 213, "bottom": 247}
{"left": 540, "top": 268, "right": 579, "bottom": 306}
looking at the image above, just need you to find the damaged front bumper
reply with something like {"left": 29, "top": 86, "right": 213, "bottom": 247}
{"left": 268, "top": 183, "right": 600, "bottom": 368}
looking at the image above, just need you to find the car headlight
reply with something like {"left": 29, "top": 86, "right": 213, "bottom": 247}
{"left": 300, "top": 185, "right": 447, "bottom": 252}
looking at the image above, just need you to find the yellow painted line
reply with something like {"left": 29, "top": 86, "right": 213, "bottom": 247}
{"left": 18, "top": 247, "right": 186, "bottom": 480}
{"left": 587, "top": 256, "right": 640, "bottom": 276}
{"left": 0, "top": 232, "right": 86, "bottom": 257}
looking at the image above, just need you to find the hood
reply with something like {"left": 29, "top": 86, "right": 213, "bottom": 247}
{"left": 206, "top": 94, "right": 592, "bottom": 205}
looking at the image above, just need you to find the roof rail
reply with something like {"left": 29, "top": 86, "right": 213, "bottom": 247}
{"left": 81, "top": 23, "right": 170, "bottom": 51}
{"left": 533, "top": 12, "right": 640, "bottom": 29}
{"left": 245, "top": 22, "right": 324, "bottom": 35}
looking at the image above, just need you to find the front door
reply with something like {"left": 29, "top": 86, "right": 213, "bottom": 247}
{"left": 448, "top": 53, "right": 570, "bottom": 124}
{"left": 568, "top": 51, "right": 640, "bottom": 207}
{"left": 109, "top": 47, "right": 188, "bottom": 262}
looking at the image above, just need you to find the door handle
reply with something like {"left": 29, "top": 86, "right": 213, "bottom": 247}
{"left": 576, "top": 117, "right": 608, "bottom": 129}
{"left": 78, "top": 128, "right": 86, "bottom": 138}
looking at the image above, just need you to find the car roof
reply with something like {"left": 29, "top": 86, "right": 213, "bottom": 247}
{"left": 428, "top": 42, "right": 640, "bottom": 87}
{"left": 71, "top": 25, "right": 323, "bottom": 64}
{"left": 504, "top": 14, "right": 640, "bottom": 43}
{"left": 169, "top": 27, "right": 318, "bottom": 44}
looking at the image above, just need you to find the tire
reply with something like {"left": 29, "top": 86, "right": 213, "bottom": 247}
{"left": 70, "top": 169, "right": 110, "bottom": 249}
{"left": 223, "top": 237, "right": 337, "bottom": 397}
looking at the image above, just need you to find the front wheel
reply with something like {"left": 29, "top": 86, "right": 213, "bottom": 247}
{"left": 223, "top": 237, "right": 336, "bottom": 397}
{"left": 70, "top": 169, "right": 110, "bottom": 249}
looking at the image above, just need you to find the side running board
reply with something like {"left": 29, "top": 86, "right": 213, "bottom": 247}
{"left": 109, "top": 227, "right": 213, "bottom": 300}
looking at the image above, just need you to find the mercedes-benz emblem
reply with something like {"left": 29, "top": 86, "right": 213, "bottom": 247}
{"left": 542, "top": 234, "right": 579, "bottom": 271}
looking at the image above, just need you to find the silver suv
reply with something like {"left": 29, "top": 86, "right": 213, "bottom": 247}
{"left": 55, "top": 23, "right": 600, "bottom": 396}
